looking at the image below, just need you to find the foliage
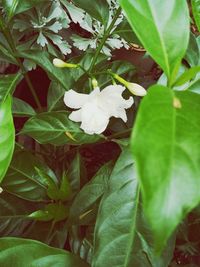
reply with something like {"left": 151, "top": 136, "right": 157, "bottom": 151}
{"left": 0, "top": 0, "right": 200, "bottom": 266}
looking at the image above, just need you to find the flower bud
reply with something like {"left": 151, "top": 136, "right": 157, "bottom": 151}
{"left": 53, "top": 58, "right": 78, "bottom": 68}
{"left": 92, "top": 78, "right": 98, "bottom": 89}
{"left": 126, "top": 82, "right": 147, "bottom": 96}
{"left": 112, "top": 73, "right": 146, "bottom": 96}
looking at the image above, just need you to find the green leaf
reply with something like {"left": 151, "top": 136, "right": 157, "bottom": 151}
{"left": 20, "top": 50, "right": 74, "bottom": 90}
{"left": 0, "top": 73, "right": 22, "bottom": 104}
{"left": 92, "top": 149, "right": 140, "bottom": 267}
{"left": 2, "top": 0, "right": 48, "bottom": 20}
{"left": 192, "top": 0, "right": 200, "bottom": 32}
{"left": 120, "top": 0, "right": 190, "bottom": 84}
{"left": 113, "top": 18, "right": 141, "bottom": 45}
{"left": 68, "top": 162, "right": 113, "bottom": 224}
{"left": 0, "top": 192, "right": 37, "bottom": 236}
{"left": 21, "top": 111, "right": 101, "bottom": 146}
{"left": 72, "top": 0, "right": 109, "bottom": 26}
{"left": 185, "top": 33, "right": 200, "bottom": 67}
{"left": 29, "top": 203, "right": 69, "bottom": 222}
{"left": 173, "top": 66, "right": 200, "bottom": 87}
{"left": 0, "top": 96, "right": 15, "bottom": 183}
{"left": 131, "top": 85, "right": 200, "bottom": 252}
{"left": 47, "top": 81, "right": 66, "bottom": 111}
{"left": 12, "top": 97, "right": 36, "bottom": 117}
{"left": 2, "top": 151, "right": 54, "bottom": 201}
{"left": 0, "top": 237, "right": 89, "bottom": 267}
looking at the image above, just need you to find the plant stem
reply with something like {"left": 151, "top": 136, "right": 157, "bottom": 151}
{"left": 88, "top": 6, "right": 122, "bottom": 73}
{"left": 2, "top": 26, "right": 42, "bottom": 110}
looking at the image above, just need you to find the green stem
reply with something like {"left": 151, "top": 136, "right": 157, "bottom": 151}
{"left": 88, "top": 6, "right": 122, "bottom": 73}
{"left": 2, "top": 26, "right": 42, "bottom": 110}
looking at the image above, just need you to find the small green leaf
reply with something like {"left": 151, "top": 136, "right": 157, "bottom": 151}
{"left": 131, "top": 85, "right": 200, "bottom": 252}
{"left": 0, "top": 96, "right": 15, "bottom": 183}
{"left": 21, "top": 111, "right": 101, "bottom": 145}
{"left": 12, "top": 97, "right": 36, "bottom": 117}
{"left": 185, "top": 33, "right": 200, "bottom": 67}
{"left": 120, "top": 0, "right": 190, "bottom": 84}
{"left": 0, "top": 237, "right": 89, "bottom": 267}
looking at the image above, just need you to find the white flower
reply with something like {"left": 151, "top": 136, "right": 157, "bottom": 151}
{"left": 64, "top": 85, "right": 134, "bottom": 135}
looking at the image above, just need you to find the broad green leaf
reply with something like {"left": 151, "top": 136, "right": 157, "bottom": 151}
{"left": 192, "top": 0, "right": 200, "bottom": 32}
{"left": 0, "top": 96, "right": 15, "bottom": 183}
{"left": 92, "top": 149, "right": 140, "bottom": 267}
{"left": 0, "top": 237, "right": 89, "bottom": 267}
{"left": 120, "top": 0, "right": 190, "bottom": 84}
{"left": 21, "top": 111, "right": 101, "bottom": 146}
{"left": 20, "top": 51, "right": 74, "bottom": 90}
{"left": 131, "top": 85, "right": 200, "bottom": 252}
{"left": 69, "top": 162, "right": 113, "bottom": 224}
{"left": 72, "top": 0, "right": 109, "bottom": 26}
{"left": 47, "top": 81, "right": 66, "bottom": 111}
{"left": 173, "top": 66, "right": 200, "bottom": 87}
{"left": 12, "top": 97, "right": 36, "bottom": 117}
{"left": 2, "top": 151, "right": 55, "bottom": 201}
{"left": 2, "top": 0, "right": 48, "bottom": 20}
{"left": 0, "top": 73, "right": 22, "bottom": 104}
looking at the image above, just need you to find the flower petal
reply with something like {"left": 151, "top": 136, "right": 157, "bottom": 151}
{"left": 64, "top": 90, "right": 89, "bottom": 109}
{"left": 69, "top": 110, "right": 82, "bottom": 122}
{"left": 80, "top": 101, "right": 109, "bottom": 134}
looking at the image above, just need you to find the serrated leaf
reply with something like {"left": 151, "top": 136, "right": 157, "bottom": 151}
{"left": 120, "top": 0, "right": 190, "bottom": 84}
{"left": 12, "top": 97, "right": 36, "bottom": 117}
{"left": 131, "top": 85, "right": 200, "bottom": 252}
{"left": 0, "top": 237, "right": 90, "bottom": 267}
{"left": 0, "top": 96, "right": 15, "bottom": 183}
{"left": 21, "top": 111, "right": 101, "bottom": 146}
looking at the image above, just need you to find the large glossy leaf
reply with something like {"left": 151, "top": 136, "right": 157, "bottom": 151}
{"left": 192, "top": 0, "right": 200, "bottom": 32}
{"left": 72, "top": 0, "right": 109, "bottom": 26}
{"left": 21, "top": 111, "right": 101, "bottom": 146}
{"left": 120, "top": 0, "right": 190, "bottom": 84}
{"left": 20, "top": 51, "right": 74, "bottom": 90}
{"left": 2, "top": 151, "right": 55, "bottom": 201}
{"left": 131, "top": 85, "right": 200, "bottom": 252}
{"left": 92, "top": 149, "right": 174, "bottom": 266}
{"left": 12, "top": 97, "right": 36, "bottom": 117}
{"left": 0, "top": 237, "right": 89, "bottom": 267}
{"left": 92, "top": 149, "right": 140, "bottom": 267}
{"left": 0, "top": 73, "right": 22, "bottom": 104}
{"left": 0, "top": 96, "right": 15, "bottom": 183}
{"left": 2, "top": 0, "right": 48, "bottom": 20}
